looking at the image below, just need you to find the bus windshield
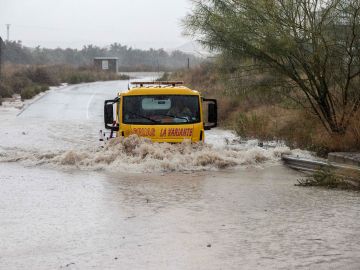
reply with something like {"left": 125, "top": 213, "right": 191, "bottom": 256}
{"left": 123, "top": 95, "right": 200, "bottom": 124}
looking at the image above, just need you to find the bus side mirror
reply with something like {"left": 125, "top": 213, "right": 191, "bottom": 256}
{"left": 203, "top": 98, "right": 217, "bottom": 130}
{"left": 208, "top": 103, "right": 217, "bottom": 123}
{"left": 104, "top": 104, "right": 114, "bottom": 125}
{"left": 104, "top": 98, "right": 120, "bottom": 131}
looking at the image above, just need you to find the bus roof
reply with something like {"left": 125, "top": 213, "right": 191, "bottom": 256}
{"left": 120, "top": 86, "right": 200, "bottom": 96}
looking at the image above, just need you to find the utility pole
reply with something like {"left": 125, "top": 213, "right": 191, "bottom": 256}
{"left": 6, "top": 24, "right": 10, "bottom": 41}
{"left": 0, "top": 37, "right": 3, "bottom": 81}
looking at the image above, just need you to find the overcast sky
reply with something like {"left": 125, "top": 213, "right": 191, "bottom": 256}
{"left": 0, "top": 0, "right": 193, "bottom": 49}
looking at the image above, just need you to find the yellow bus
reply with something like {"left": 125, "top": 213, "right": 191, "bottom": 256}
{"left": 103, "top": 81, "right": 217, "bottom": 143}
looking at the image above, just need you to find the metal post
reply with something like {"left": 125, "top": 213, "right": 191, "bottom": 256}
{"left": 187, "top": 58, "right": 190, "bottom": 69}
{"left": 6, "top": 24, "right": 10, "bottom": 41}
{"left": 0, "top": 37, "right": 3, "bottom": 81}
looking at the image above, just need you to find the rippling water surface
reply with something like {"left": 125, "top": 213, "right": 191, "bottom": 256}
{"left": 0, "top": 78, "right": 359, "bottom": 269}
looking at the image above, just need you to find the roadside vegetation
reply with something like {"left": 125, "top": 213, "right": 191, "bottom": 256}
{"left": 172, "top": 0, "right": 360, "bottom": 156}
{"left": 169, "top": 62, "right": 360, "bottom": 155}
{"left": 296, "top": 167, "right": 360, "bottom": 190}
{"left": 0, "top": 64, "right": 129, "bottom": 101}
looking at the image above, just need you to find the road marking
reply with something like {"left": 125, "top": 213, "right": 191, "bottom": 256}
{"left": 86, "top": 92, "right": 96, "bottom": 120}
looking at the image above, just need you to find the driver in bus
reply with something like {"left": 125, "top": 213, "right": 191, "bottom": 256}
{"left": 168, "top": 99, "right": 193, "bottom": 118}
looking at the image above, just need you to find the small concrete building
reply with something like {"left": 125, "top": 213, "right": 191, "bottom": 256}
{"left": 93, "top": 57, "right": 118, "bottom": 72}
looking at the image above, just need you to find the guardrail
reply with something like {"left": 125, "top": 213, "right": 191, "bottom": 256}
{"left": 282, "top": 154, "right": 360, "bottom": 186}
{"left": 282, "top": 154, "right": 360, "bottom": 171}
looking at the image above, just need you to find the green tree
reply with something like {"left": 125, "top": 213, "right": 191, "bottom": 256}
{"left": 185, "top": 0, "right": 360, "bottom": 134}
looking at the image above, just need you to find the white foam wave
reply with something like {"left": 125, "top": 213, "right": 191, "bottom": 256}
{"left": 0, "top": 134, "right": 292, "bottom": 173}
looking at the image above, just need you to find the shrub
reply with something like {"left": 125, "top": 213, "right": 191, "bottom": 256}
{"left": 20, "top": 86, "right": 36, "bottom": 100}
{"left": 234, "top": 111, "right": 272, "bottom": 140}
{"left": 9, "top": 74, "right": 32, "bottom": 94}
{"left": 68, "top": 74, "right": 81, "bottom": 84}
{"left": 20, "top": 84, "right": 49, "bottom": 100}
{"left": 25, "top": 67, "right": 59, "bottom": 85}
{"left": 0, "top": 81, "right": 13, "bottom": 98}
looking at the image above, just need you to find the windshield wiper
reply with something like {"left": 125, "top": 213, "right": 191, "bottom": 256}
{"left": 125, "top": 110, "right": 159, "bottom": 123}
{"left": 156, "top": 113, "right": 190, "bottom": 122}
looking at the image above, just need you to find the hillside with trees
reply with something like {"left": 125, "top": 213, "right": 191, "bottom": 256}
{"left": 1, "top": 41, "right": 201, "bottom": 71}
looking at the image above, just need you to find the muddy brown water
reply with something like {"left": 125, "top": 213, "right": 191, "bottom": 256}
{"left": 1, "top": 164, "right": 359, "bottom": 269}
{"left": 0, "top": 79, "right": 359, "bottom": 269}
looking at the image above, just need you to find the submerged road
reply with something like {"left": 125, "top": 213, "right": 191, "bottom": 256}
{"left": 0, "top": 77, "right": 359, "bottom": 269}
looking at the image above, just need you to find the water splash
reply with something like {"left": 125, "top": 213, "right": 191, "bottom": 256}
{"left": 0, "top": 133, "right": 292, "bottom": 173}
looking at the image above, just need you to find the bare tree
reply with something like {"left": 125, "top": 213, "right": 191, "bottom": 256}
{"left": 185, "top": 0, "right": 360, "bottom": 134}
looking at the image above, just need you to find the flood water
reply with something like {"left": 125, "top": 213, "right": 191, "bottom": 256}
{"left": 0, "top": 77, "right": 359, "bottom": 269}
